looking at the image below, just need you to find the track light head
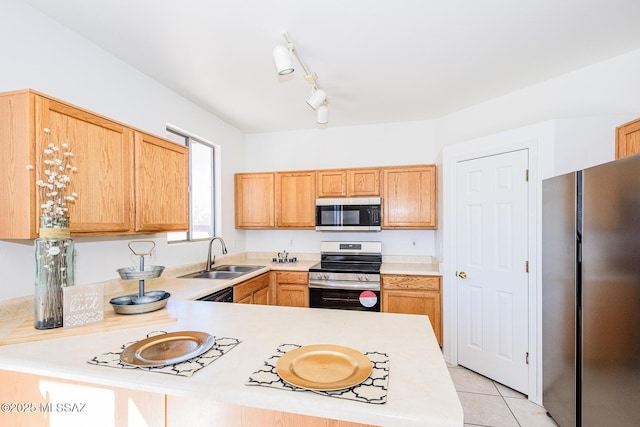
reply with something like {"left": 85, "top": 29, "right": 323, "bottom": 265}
{"left": 316, "top": 104, "right": 328, "bottom": 124}
{"left": 272, "top": 45, "right": 294, "bottom": 75}
{"left": 306, "top": 89, "right": 326, "bottom": 110}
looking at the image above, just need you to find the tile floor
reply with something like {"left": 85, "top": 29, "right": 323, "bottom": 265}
{"left": 447, "top": 364, "right": 559, "bottom": 427}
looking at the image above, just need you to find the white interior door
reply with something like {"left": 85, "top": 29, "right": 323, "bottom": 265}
{"left": 456, "top": 149, "right": 529, "bottom": 394}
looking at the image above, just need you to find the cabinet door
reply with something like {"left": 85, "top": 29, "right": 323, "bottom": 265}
{"left": 134, "top": 132, "right": 188, "bottom": 232}
{"left": 382, "top": 275, "right": 442, "bottom": 346}
{"left": 276, "top": 271, "right": 309, "bottom": 307}
{"left": 277, "top": 284, "right": 309, "bottom": 307}
{"left": 38, "top": 98, "right": 134, "bottom": 235}
{"left": 383, "top": 289, "right": 441, "bottom": 345}
{"left": 382, "top": 165, "right": 437, "bottom": 229}
{"left": 235, "top": 173, "right": 275, "bottom": 228}
{"left": 616, "top": 118, "right": 640, "bottom": 159}
{"left": 316, "top": 169, "right": 347, "bottom": 198}
{"left": 348, "top": 168, "right": 380, "bottom": 196}
{"left": 275, "top": 172, "right": 316, "bottom": 228}
{"left": 253, "top": 285, "right": 270, "bottom": 306}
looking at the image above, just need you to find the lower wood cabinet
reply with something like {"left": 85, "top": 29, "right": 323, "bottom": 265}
{"left": 0, "top": 369, "right": 165, "bottom": 426}
{"left": 275, "top": 271, "right": 309, "bottom": 307}
{"left": 381, "top": 274, "right": 442, "bottom": 346}
{"left": 233, "top": 272, "right": 271, "bottom": 305}
{"left": 0, "top": 369, "right": 374, "bottom": 427}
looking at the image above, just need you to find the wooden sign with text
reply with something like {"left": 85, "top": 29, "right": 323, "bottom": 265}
{"left": 63, "top": 284, "right": 104, "bottom": 328}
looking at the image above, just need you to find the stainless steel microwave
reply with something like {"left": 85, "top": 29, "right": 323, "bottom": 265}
{"left": 315, "top": 197, "right": 381, "bottom": 231}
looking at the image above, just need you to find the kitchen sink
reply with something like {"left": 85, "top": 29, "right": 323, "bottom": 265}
{"left": 178, "top": 265, "right": 265, "bottom": 280}
{"left": 211, "top": 265, "right": 264, "bottom": 273}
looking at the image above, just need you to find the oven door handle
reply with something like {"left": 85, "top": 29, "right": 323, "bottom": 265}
{"left": 309, "top": 280, "right": 380, "bottom": 291}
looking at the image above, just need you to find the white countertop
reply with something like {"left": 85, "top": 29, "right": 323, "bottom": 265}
{"left": 0, "top": 299, "right": 462, "bottom": 426}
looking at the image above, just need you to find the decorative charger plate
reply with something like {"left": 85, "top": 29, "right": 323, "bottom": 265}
{"left": 120, "top": 331, "right": 215, "bottom": 367}
{"left": 275, "top": 344, "right": 373, "bottom": 391}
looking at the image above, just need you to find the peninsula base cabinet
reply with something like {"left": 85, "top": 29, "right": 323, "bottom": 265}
{"left": 381, "top": 274, "right": 442, "bottom": 346}
{"left": 275, "top": 271, "right": 309, "bottom": 307}
{"left": 166, "top": 395, "right": 376, "bottom": 427}
{"left": 0, "top": 369, "right": 375, "bottom": 427}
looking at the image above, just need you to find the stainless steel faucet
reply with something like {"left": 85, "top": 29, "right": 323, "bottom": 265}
{"left": 205, "top": 237, "right": 228, "bottom": 271}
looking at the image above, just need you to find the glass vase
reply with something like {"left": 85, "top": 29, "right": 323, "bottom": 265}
{"left": 34, "top": 216, "right": 75, "bottom": 329}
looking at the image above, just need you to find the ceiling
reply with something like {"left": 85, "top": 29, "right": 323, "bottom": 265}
{"left": 25, "top": 0, "right": 640, "bottom": 133}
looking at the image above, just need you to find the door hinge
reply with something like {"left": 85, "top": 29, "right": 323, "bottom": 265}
{"left": 526, "top": 352, "right": 529, "bottom": 364}
{"left": 525, "top": 261, "right": 529, "bottom": 273}
{"left": 525, "top": 169, "right": 529, "bottom": 182}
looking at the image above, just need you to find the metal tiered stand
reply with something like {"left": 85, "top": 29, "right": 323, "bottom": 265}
{"left": 109, "top": 241, "right": 170, "bottom": 314}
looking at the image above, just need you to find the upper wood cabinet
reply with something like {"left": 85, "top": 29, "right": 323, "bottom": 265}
{"left": 316, "top": 168, "right": 380, "bottom": 198}
{"left": 382, "top": 165, "right": 437, "bottom": 229}
{"left": 616, "top": 118, "right": 640, "bottom": 159}
{"left": 134, "top": 131, "right": 188, "bottom": 232}
{"left": 316, "top": 169, "right": 346, "bottom": 197}
{"left": 275, "top": 171, "right": 316, "bottom": 228}
{"left": 234, "top": 173, "right": 275, "bottom": 228}
{"left": 0, "top": 89, "right": 187, "bottom": 238}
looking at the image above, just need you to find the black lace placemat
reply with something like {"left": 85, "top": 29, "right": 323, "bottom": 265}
{"left": 246, "top": 344, "right": 389, "bottom": 404}
{"left": 87, "top": 331, "right": 241, "bottom": 377}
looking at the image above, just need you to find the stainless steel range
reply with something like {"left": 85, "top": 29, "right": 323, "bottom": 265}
{"left": 309, "top": 241, "right": 382, "bottom": 311}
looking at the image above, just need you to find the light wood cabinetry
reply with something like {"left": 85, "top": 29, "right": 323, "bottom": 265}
{"left": 134, "top": 131, "right": 188, "bottom": 232}
{"left": 236, "top": 164, "right": 437, "bottom": 230}
{"left": 0, "top": 89, "right": 188, "bottom": 238}
{"left": 0, "top": 369, "right": 165, "bottom": 427}
{"left": 616, "top": 117, "right": 640, "bottom": 159}
{"left": 316, "top": 168, "right": 380, "bottom": 197}
{"left": 348, "top": 168, "right": 380, "bottom": 196}
{"left": 0, "top": 90, "right": 133, "bottom": 238}
{"left": 275, "top": 171, "right": 316, "bottom": 228}
{"left": 316, "top": 169, "right": 347, "bottom": 197}
{"left": 233, "top": 272, "right": 271, "bottom": 305}
{"left": 167, "top": 395, "right": 375, "bottom": 426}
{"left": 275, "top": 271, "right": 309, "bottom": 307}
{"left": 0, "top": 369, "right": 373, "bottom": 427}
{"left": 382, "top": 274, "right": 442, "bottom": 346}
{"left": 382, "top": 165, "right": 437, "bottom": 229}
{"left": 234, "top": 173, "right": 275, "bottom": 228}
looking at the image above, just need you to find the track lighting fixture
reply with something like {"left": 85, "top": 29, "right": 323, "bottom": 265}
{"left": 273, "top": 30, "right": 329, "bottom": 124}
{"left": 306, "top": 88, "right": 326, "bottom": 110}
{"left": 316, "top": 103, "right": 328, "bottom": 124}
{"left": 272, "top": 45, "right": 294, "bottom": 75}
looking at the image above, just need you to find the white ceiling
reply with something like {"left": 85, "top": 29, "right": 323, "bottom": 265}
{"left": 25, "top": 0, "right": 640, "bottom": 133}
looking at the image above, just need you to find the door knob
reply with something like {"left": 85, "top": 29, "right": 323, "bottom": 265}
{"left": 456, "top": 271, "right": 467, "bottom": 279}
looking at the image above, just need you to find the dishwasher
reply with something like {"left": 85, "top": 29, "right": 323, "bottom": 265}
{"left": 196, "top": 286, "right": 234, "bottom": 302}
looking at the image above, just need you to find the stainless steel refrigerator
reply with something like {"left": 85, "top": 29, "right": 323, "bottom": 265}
{"left": 542, "top": 154, "right": 640, "bottom": 426}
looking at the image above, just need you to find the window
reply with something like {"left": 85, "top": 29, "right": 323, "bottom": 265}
{"left": 165, "top": 127, "right": 217, "bottom": 242}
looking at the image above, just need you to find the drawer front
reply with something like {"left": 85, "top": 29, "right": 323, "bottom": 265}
{"left": 276, "top": 271, "right": 308, "bottom": 285}
{"left": 382, "top": 274, "right": 440, "bottom": 291}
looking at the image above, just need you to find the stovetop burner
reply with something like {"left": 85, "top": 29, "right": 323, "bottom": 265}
{"left": 309, "top": 241, "right": 382, "bottom": 274}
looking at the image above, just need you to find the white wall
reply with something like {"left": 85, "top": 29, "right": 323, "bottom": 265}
{"left": 0, "top": 2, "right": 246, "bottom": 301}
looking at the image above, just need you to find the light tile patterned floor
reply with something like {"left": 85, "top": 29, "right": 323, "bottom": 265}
{"left": 447, "top": 365, "right": 559, "bottom": 427}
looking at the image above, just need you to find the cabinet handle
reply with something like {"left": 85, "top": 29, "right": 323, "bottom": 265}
{"left": 456, "top": 271, "right": 467, "bottom": 279}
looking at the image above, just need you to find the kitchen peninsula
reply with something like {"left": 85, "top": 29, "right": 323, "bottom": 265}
{"left": 0, "top": 286, "right": 462, "bottom": 426}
